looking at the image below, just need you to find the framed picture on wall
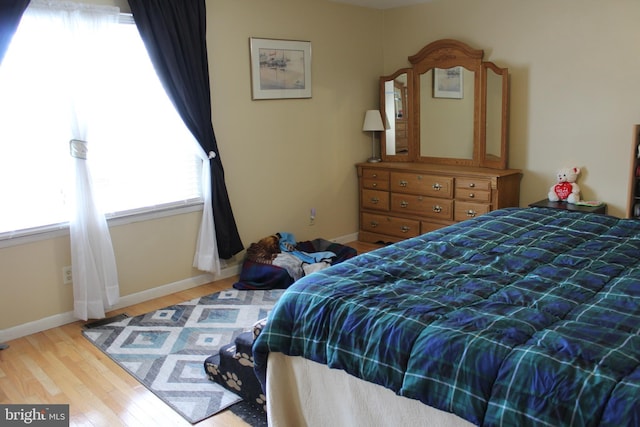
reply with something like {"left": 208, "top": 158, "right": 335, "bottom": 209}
{"left": 249, "top": 37, "right": 312, "bottom": 100}
{"left": 433, "top": 66, "right": 463, "bottom": 99}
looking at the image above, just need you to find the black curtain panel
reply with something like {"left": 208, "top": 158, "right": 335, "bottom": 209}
{"left": 0, "top": 0, "right": 30, "bottom": 64}
{"left": 128, "top": 0, "right": 243, "bottom": 259}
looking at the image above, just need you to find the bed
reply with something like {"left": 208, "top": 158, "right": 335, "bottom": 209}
{"left": 253, "top": 207, "right": 640, "bottom": 426}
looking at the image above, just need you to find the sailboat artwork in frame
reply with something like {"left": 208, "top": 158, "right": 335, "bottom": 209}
{"left": 433, "top": 66, "right": 463, "bottom": 99}
{"left": 249, "top": 37, "right": 312, "bottom": 100}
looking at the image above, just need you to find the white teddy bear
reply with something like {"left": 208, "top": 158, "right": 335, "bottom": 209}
{"left": 548, "top": 167, "right": 581, "bottom": 204}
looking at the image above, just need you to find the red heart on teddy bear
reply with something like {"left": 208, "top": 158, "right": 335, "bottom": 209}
{"left": 554, "top": 182, "right": 572, "bottom": 200}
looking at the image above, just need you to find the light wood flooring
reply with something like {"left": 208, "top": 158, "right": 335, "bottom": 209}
{"left": 0, "top": 241, "right": 381, "bottom": 427}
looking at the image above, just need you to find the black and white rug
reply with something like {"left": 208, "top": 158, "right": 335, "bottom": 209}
{"left": 83, "top": 288, "right": 284, "bottom": 424}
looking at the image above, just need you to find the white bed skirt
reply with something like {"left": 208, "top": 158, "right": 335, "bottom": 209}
{"left": 266, "top": 352, "right": 474, "bottom": 427}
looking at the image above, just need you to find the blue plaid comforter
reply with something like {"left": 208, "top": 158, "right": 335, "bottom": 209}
{"left": 253, "top": 208, "right": 640, "bottom": 426}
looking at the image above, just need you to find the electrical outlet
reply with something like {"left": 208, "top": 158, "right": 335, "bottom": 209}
{"left": 309, "top": 208, "right": 316, "bottom": 226}
{"left": 63, "top": 266, "right": 72, "bottom": 285}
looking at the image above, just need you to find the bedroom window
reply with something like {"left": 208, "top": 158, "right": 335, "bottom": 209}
{"left": 0, "top": 13, "right": 203, "bottom": 241}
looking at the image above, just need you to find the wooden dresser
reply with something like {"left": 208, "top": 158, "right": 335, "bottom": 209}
{"left": 357, "top": 162, "right": 522, "bottom": 243}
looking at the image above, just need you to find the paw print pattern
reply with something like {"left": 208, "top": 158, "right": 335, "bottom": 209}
{"left": 205, "top": 362, "right": 221, "bottom": 379}
{"left": 253, "top": 318, "right": 268, "bottom": 340}
{"left": 256, "top": 393, "right": 267, "bottom": 412}
{"left": 223, "top": 371, "right": 242, "bottom": 391}
{"left": 234, "top": 351, "right": 254, "bottom": 367}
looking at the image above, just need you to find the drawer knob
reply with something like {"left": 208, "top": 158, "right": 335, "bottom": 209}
{"left": 432, "top": 183, "right": 442, "bottom": 191}
{"left": 466, "top": 210, "right": 477, "bottom": 217}
{"left": 400, "top": 200, "right": 408, "bottom": 208}
{"left": 372, "top": 173, "right": 377, "bottom": 178}
{"left": 468, "top": 183, "right": 476, "bottom": 188}
{"left": 370, "top": 197, "right": 379, "bottom": 204}
{"left": 432, "top": 205, "right": 442, "bottom": 213}
{"left": 468, "top": 193, "right": 475, "bottom": 198}
{"left": 370, "top": 221, "right": 379, "bottom": 228}
{"left": 372, "top": 183, "right": 378, "bottom": 188}
{"left": 400, "top": 226, "right": 410, "bottom": 233}
{"left": 399, "top": 180, "right": 408, "bottom": 187}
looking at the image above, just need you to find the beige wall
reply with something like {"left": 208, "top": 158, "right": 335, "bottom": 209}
{"left": 0, "top": 212, "right": 203, "bottom": 330}
{"left": 3, "top": 0, "right": 640, "bottom": 336}
{"left": 207, "top": 0, "right": 382, "bottom": 242}
{"left": 383, "top": 0, "right": 640, "bottom": 216}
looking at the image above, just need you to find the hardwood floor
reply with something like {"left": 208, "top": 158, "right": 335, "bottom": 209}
{"left": 0, "top": 241, "right": 381, "bottom": 427}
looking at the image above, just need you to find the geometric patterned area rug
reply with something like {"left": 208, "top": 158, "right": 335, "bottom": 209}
{"left": 83, "top": 288, "right": 284, "bottom": 424}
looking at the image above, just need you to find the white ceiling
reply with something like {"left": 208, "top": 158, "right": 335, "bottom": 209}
{"left": 330, "top": 0, "right": 433, "bottom": 9}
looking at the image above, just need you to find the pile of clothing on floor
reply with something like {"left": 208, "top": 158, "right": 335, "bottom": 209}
{"left": 233, "top": 232, "right": 357, "bottom": 290}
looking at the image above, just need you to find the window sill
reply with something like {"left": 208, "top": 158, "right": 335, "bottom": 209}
{"left": 0, "top": 201, "right": 204, "bottom": 249}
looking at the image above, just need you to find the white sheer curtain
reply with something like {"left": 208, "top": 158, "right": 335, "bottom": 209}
{"left": 25, "top": 0, "right": 120, "bottom": 320}
{"left": 193, "top": 151, "right": 221, "bottom": 275}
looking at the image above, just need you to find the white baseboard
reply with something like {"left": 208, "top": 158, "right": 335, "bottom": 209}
{"left": 331, "top": 232, "right": 359, "bottom": 244}
{"left": 0, "top": 233, "right": 359, "bottom": 343}
{"left": 0, "top": 263, "right": 241, "bottom": 343}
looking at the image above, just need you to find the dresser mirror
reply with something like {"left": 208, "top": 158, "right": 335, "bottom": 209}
{"left": 419, "top": 67, "right": 476, "bottom": 161}
{"left": 380, "top": 39, "right": 509, "bottom": 169}
{"left": 380, "top": 68, "right": 413, "bottom": 161}
{"left": 481, "top": 61, "right": 509, "bottom": 169}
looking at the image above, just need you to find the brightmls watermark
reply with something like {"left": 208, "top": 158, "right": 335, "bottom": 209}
{"left": 1, "top": 405, "right": 69, "bottom": 426}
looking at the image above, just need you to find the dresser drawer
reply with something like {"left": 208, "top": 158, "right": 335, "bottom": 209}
{"left": 456, "top": 177, "right": 492, "bottom": 191}
{"left": 362, "top": 169, "right": 389, "bottom": 180}
{"left": 362, "top": 189, "right": 389, "bottom": 211}
{"left": 361, "top": 212, "right": 420, "bottom": 238}
{"left": 454, "top": 188, "right": 491, "bottom": 203}
{"left": 395, "top": 121, "right": 407, "bottom": 138}
{"left": 391, "top": 194, "right": 453, "bottom": 220}
{"left": 363, "top": 178, "right": 389, "bottom": 191}
{"left": 454, "top": 201, "right": 491, "bottom": 222}
{"left": 390, "top": 172, "right": 453, "bottom": 198}
{"left": 361, "top": 169, "right": 389, "bottom": 190}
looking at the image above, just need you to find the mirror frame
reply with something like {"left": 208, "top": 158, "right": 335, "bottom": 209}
{"left": 380, "top": 68, "right": 414, "bottom": 162}
{"left": 380, "top": 39, "right": 510, "bottom": 169}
